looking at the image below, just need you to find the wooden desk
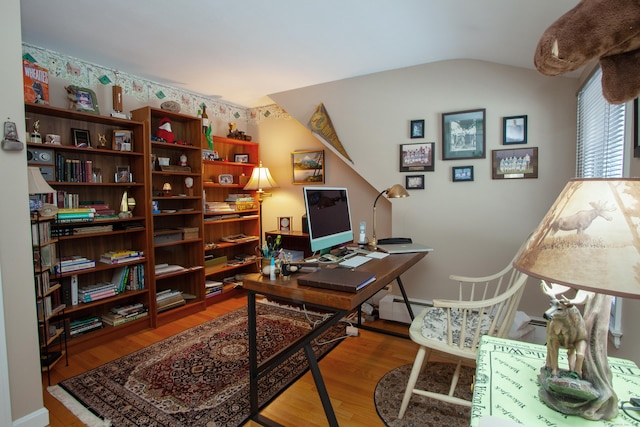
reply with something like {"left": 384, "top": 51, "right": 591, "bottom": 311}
{"left": 243, "top": 251, "right": 427, "bottom": 427}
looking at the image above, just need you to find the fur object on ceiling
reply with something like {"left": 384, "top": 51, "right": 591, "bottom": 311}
{"left": 534, "top": 0, "right": 640, "bottom": 104}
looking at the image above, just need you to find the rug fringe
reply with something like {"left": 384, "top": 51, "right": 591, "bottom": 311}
{"left": 47, "top": 385, "right": 112, "bottom": 427}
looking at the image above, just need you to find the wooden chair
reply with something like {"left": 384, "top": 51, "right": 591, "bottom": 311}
{"left": 398, "top": 254, "right": 528, "bottom": 418}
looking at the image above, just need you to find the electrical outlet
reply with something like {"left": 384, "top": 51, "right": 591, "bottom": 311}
{"left": 346, "top": 326, "right": 359, "bottom": 337}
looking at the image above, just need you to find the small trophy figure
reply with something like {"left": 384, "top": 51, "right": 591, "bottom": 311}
{"left": 97, "top": 133, "right": 108, "bottom": 148}
{"left": 31, "top": 120, "right": 42, "bottom": 143}
{"left": 118, "top": 191, "right": 133, "bottom": 218}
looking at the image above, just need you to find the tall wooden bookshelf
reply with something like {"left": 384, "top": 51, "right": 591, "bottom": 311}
{"left": 131, "top": 106, "right": 205, "bottom": 326}
{"left": 26, "top": 103, "right": 152, "bottom": 352}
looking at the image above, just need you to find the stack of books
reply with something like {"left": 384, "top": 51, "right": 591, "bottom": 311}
{"left": 101, "top": 303, "right": 148, "bottom": 326}
{"left": 154, "top": 263, "right": 185, "bottom": 276}
{"left": 205, "top": 201, "right": 234, "bottom": 213}
{"left": 69, "top": 316, "right": 103, "bottom": 337}
{"left": 56, "top": 207, "right": 95, "bottom": 223}
{"left": 156, "top": 289, "right": 186, "bottom": 312}
{"left": 100, "top": 249, "right": 144, "bottom": 264}
{"left": 205, "top": 280, "right": 224, "bottom": 298}
{"left": 80, "top": 201, "right": 116, "bottom": 218}
{"left": 55, "top": 255, "right": 96, "bottom": 274}
{"left": 78, "top": 282, "right": 117, "bottom": 303}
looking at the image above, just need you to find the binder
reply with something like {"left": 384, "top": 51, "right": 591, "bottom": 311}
{"left": 297, "top": 268, "right": 376, "bottom": 293}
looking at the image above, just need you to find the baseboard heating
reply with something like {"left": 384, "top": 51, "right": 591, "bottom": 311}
{"left": 378, "top": 294, "right": 433, "bottom": 324}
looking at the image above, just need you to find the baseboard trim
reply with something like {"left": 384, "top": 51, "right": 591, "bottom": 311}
{"left": 11, "top": 406, "right": 48, "bottom": 427}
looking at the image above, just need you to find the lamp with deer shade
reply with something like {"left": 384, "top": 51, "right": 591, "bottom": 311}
{"left": 514, "top": 178, "right": 640, "bottom": 421}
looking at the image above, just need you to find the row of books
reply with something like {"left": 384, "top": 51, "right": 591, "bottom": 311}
{"left": 156, "top": 289, "right": 186, "bottom": 312}
{"left": 205, "top": 280, "right": 223, "bottom": 298}
{"left": 111, "top": 264, "right": 145, "bottom": 293}
{"left": 53, "top": 224, "right": 114, "bottom": 237}
{"left": 100, "top": 249, "right": 144, "bottom": 264}
{"left": 101, "top": 303, "right": 148, "bottom": 326}
{"left": 31, "top": 220, "right": 53, "bottom": 245}
{"left": 36, "top": 294, "right": 65, "bottom": 321}
{"left": 57, "top": 207, "right": 95, "bottom": 224}
{"left": 80, "top": 201, "right": 116, "bottom": 217}
{"left": 55, "top": 155, "right": 95, "bottom": 183}
{"left": 78, "top": 282, "right": 117, "bottom": 303}
{"left": 69, "top": 316, "right": 103, "bottom": 337}
{"left": 55, "top": 256, "right": 96, "bottom": 274}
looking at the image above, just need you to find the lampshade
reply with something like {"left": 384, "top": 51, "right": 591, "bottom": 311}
{"left": 514, "top": 178, "right": 640, "bottom": 298}
{"left": 371, "top": 184, "right": 410, "bottom": 248}
{"left": 243, "top": 162, "right": 279, "bottom": 193}
{"left": 27, "top": 166, "right": 55, "bottom": 194}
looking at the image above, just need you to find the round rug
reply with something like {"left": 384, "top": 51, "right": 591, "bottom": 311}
{"left": 374, "top": 362, "right": 474, "bottom": 427}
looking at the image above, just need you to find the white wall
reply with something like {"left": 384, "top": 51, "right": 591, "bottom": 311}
{"left": 267, "top": 59, "right": 580, "bottom": 329}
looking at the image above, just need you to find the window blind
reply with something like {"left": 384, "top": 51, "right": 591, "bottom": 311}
{"left": 576, "top": 68, "right": 625, "bottom": 178}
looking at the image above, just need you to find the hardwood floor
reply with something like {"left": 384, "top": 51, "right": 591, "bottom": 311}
{"left": 42, "top": 293, "right": 457, "bottom": 426}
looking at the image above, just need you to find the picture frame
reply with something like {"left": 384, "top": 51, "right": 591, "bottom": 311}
{"left": 292, "top": 149, "right": 324, "bottom": 184}
{"left": 452, "top": 165, "right": 474, "bottom": 182}
{"left": 278, "top": 216, "right": 293, "bottom": 232}
{"left": 441, "top": 108, "right": 486, "bottom": 160}
{"left": 112, "top": 129, "right": 133, "bottom": 151}
{"left": 405, "top": 174, "right": 425, "bottom": 190}
{"left": 492, "top": 147, "right": 538, "bottom": 180}
{"left": 65, "top": 85, "right": 100, "bottom": 114}
{"left": 71, "top": 128, "right": 91, "bottom": 148}
{"left": 115, "top": 165, "right": 131, "bottom": 183}
{"left": 218, "top": 174, "right": 234, "bottom": 185}
{"left": 400, "top": 142, "right": 435, "bottom": 172}
{"left": 410, "top": 119, "right": 425, "bottom": 139}
{"left": 234, "top": 153, "right": 249, "bottom": 163}
{"left": 503, "top": 115, "right": 528, "bottom": 145}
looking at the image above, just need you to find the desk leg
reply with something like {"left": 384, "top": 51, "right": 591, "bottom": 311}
{"left": 395, "top": 276, "right": 414, "bottom": 320}
{"left": 304, "top": 344, "right": 339, "bottom": 427}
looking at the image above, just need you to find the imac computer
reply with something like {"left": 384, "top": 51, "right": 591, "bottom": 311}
{"left": 303, "top": 187, "right": 354, "bottom": 254}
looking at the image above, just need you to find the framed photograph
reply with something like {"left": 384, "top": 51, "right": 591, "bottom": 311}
{"left": 452, "top": 165, "right": 474, "bottom": 182}
{"left": 71, "top": 128, "right": 91, "bottom": 148}
{"left": 115, "top": 165, "right": 131, "bottom": 183}
{"left": 492, "top": 147, "right": 538, "bottom": 180}
{"left": 405, "top": 174, "right": 425, "bottom": 190}
{"left": 113, "top": 129, "right": 133, "bottom": 151}
{"left": 218, "top": 174, "right": 234, "bottom": 185}
{"left": 410, "top": 119, "right": 425, "bottom": 139}
{"left": 234, "top": 153, "right": 249, "bottom": 163}
{"left": 278, "top": 216, "right": 293, "bottom": 232}
{"left": 400, "top": 142, "right": 435, "bottom": 172}
{"left": 441, "top": 109, "right": 486, "bottom": 160}
{"left": 65, "top": 85, "right": 100, "bottom": 114}
{"left": 292, "top": 149, "right": 324, "bottom": 184}
{"left": 503, "top": 115, "right": 528, "bottom": 145}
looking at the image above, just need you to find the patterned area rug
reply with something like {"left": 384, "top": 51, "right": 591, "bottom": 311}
{"left": 50, "top": 302, "right": 346, "bottom": 427}
{"left": 374, "top": 363, "right": 475, "bottom": 427}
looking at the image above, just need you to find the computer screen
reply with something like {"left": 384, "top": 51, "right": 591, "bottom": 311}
{"left": 303, "top": 187, "right": 354, "bottom": 253}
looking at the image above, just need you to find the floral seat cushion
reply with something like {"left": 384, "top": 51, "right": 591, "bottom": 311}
{"left": 421, "top": 307, "right": 494, "bottom": 347}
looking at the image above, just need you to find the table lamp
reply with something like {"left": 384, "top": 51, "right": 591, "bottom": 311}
{"left": 370, "top": 184, "right": 409, "bottom": 249}
{"left": 243, "top": 161, "right": 279, "bottom": 247}
{"left": 514, "top": 178, "right": 640, "bottom": 421}
{"left": 27, "top": 166, "right": 56, "bottom": 215}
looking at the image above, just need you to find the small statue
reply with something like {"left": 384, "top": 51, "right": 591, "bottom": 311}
{"left": 156, "top": 117, "right": 175, "bottom": 143}
{"left": 98, "top": 133, "right": 108, "bottom": 148}
{"left": 179, "top": 153, "right": 188, "bottom": 167}
{"left": 31, "top": 120, "right": 42, "bottom": 143}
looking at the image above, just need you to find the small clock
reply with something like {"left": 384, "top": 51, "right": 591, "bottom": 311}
{"left": 278, "top": 216, "right": 292, "bottom": 232}
{"left": 218, "top": 174, "right": 233, "bottom": 185}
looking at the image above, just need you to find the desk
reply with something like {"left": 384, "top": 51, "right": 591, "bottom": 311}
{"left": 471, "top": 336, "right": 640, "bottom": 426}
{"left": 243, "top": 251, "right": 427, "bottom": 427}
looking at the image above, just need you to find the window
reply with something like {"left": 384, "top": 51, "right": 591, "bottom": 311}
{"left": 576, "top": 67, "right": 626, "bottom": 348}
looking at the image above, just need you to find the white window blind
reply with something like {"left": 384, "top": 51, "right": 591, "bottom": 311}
{"left": 576, "top": 68, "right": 625, "bottom": 178}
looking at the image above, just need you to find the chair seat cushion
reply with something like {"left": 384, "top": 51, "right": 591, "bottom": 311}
{"left": 421, "top": 307, "right": 494, "bottom": 347}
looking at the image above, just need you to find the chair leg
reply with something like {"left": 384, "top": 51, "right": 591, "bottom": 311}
{"left": 398, "top": 345, "right": 431, "bottom": 419}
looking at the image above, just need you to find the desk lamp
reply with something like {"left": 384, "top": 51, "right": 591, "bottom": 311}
{"left": 514, "top": 178, "right": 640, "bottom": 421}
{"left": 27, "top": 166, "right": 56, "bottom": 215}
{"left": 370, "top": 184, "right": 409, "bottom": 249}
{"left": 243, "top": 161, "right": 278, "bottom": 247}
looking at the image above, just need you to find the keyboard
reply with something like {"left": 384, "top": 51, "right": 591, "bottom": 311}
{"left": 339, "top": 255, "right": 372, "bottom": 268}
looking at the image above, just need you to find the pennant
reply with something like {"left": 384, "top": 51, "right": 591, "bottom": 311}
{"left": 308, "top": 103, "right": 352, "bottom": 163}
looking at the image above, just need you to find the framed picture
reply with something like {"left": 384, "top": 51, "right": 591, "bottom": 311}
{"left": 400, "top": 142, "right": 435, "bottom": 172}
{"left": 452, "top": 165, "right": 474, "bottom": 182}
{"left": 292, "top": 149, "right": 324, "bottom": 184}
{"left": 115, "top": 165, "right": 131, "bottom": 183}
{"left": 405, "top": 174, "right": 425, "bottom": 190}
{"left": 441, "top": 108, "right": 486, "bottom": 160}
{"left": 503, "top": 115, "right": 528, "bottom": 145}
{"left": 112, "top": 129, "right": 133, "bottom": 151}
{"left": 410, "top": 119, "right": 425, "bottom": 139}
{"left": 278, "top": 216, "right": 293, "bottom": 232}
{"left": 492, "top": 147, "right": 538, "bottom": 179}
{"left": 65, "top": 85, "right": 100, "bottom": 114}
{"left": 234, "top": 153, "right": 249, "bottom": 163}
{"left": 71, "top": 128, "right": 91, "bottom": 148}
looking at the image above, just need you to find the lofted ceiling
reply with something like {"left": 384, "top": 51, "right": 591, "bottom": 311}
{"left": 20, "top": 0, "right": 580, "bottom": 108}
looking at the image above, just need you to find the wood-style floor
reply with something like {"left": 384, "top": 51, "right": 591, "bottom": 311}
{"left": 42, "top": 293, "right": 457, "bottom": 427}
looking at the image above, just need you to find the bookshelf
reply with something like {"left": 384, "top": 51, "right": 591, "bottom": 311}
{"left": 131, "top": 106, "right": 205, "bottom": 325}
{"left": 202, "top": 136, "right": 260, "bottom": 302}
{"left": 25, "top": 103, "right": 152, "bottom": 352}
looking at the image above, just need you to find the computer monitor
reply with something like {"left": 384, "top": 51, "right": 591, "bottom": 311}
{"left": 303, "top": 187, "right": 354, "bottom": 254}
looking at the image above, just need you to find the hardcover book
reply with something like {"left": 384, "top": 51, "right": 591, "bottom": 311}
{"left": 297, "top": 268, "right": 376, "bottom": 293}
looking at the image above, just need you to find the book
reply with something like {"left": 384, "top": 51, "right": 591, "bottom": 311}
{"left": 297, "top": 268, "right": 376, "bottom": 293}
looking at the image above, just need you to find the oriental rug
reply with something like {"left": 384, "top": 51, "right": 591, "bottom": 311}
{"left": 374, "top": 362, "right": 475, "bottom": 427}
{"left": 48, "top": 302, "right": 346, "bottom": 427}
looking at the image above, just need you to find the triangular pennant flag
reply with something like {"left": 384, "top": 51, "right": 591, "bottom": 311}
{"left": 308, "top": 103, "right": 353, "bottom": 163}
